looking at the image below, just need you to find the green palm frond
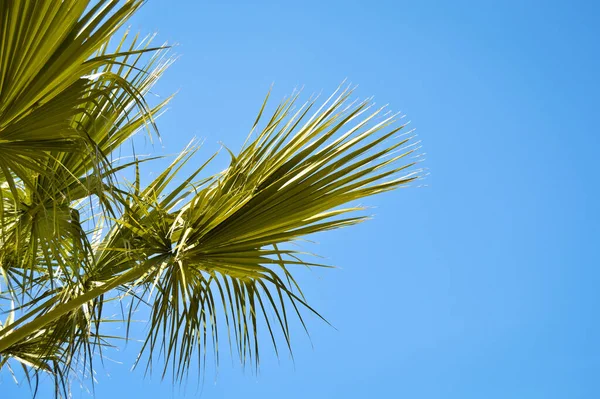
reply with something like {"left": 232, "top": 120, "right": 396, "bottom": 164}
{"left": 0, "top": 0, "right": 424, "bottom": 396}
{"left": 132, "top": 86, "right": 419, "bottom": 378}
{"left": 0, "top": 0, "right": 172, "bottom": 392}
{"left": 0, "top": 0, "right": 172, "bottom": 294}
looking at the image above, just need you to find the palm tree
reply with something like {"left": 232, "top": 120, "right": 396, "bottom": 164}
{"left": 0, "top": 0, "right": 420, "bottom": 396}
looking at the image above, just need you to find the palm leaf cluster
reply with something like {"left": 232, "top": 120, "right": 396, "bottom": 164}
{"left": 0, "top": 0, "right": 421, "bottom": 396}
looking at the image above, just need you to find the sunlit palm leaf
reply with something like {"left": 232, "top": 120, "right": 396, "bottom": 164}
{"left": 0, "top": 0, "right": 423, "bottom": 396}
{"left": 0, "top": 0, "right": 172, "bottom": 393}
{"left": 115, "top": 86, "right": 421, "bottom": 379}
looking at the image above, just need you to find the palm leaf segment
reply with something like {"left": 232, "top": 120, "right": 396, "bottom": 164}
{"left": 0, "top": 0, "right": 422, "bottom": 394}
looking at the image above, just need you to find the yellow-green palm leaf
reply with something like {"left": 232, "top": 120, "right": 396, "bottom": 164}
{"left": 0, "top": 0, "right": 423, "bottom": 396}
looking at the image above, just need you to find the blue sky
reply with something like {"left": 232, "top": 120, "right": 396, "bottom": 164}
{"left": 6, "top": 0, "right": 600, "bottom": 397}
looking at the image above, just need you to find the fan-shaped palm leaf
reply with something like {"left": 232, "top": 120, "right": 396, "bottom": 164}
{"left": 0, "top": 0, "right": 423, "bottom": 396}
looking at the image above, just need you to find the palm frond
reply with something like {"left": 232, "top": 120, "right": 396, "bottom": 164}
{"left": 0, "top": 0, "right": 173, "bottom": 393}
{"left": 0, "top": 0, "right": 423, "bottom": 394}
{"left": 0, "top": 0, "right": 172, "bottom": 292}
{"left": 126, "top": 85, "right": 421, "bottom": 379}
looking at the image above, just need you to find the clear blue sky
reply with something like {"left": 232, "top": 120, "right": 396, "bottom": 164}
{"left": 6, "top": 0, "right": 600, "bottom": 397}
